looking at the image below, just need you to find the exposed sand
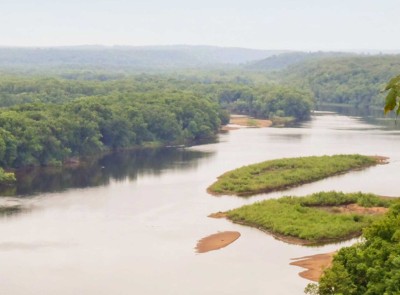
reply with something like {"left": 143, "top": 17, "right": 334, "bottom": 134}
{"left": 220, "top": 126, "right": 240, "bottom": 131}
{"left": 195, "top": 231, "right": 240, "bottom": 253}
{"left": 318, "top": 203, "right": 388, "bottom": 215}
{"left": 208, "top": 212, "right": 228, "bottom": 219}
{"left": 290, "top": 252, "right": 335, "bottom": 282}
{"left": 227, "top": 115, "right": 272, "bottom": 128}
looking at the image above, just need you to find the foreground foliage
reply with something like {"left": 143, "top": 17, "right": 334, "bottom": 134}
{"left": 384, "top": 74, "right": 400, "bottom": 115}
{"left": 0, "top": 168, "right": 15, "bottom": 184}
{"left": 227, "top": 191, "right": 393, "bottom": 244}
{"left": 208, "top": 155, "right": 379, "bottom": 196}
{"left": 307, "top": 203, "right": 400, "bottom": 294}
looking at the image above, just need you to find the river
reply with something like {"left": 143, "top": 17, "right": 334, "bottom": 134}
{"left": 1, "top": 109, "right": 400, "bottom": 295}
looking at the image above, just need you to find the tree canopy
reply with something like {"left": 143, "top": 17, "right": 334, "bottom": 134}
{"left": 384, "top": 75, "right": 400, "bottom": 115}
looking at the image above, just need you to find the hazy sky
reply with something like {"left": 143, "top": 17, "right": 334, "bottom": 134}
{"left": 1, "top": 0, "right": 399, "bottom": 50}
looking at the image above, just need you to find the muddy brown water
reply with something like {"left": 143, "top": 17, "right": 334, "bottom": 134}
{"left": 1, "top": 109, "right": 400, "bottom": 295}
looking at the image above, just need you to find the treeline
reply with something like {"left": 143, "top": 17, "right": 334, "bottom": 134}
{"left": 215, "top": 83, "right": 313, "bottom": 120}
{"left": 307, "top": 203, "right": 400, "bottom": 294}
{"left": 0, "top": 73, "right": 314, "bottom": 120}
{"left": 247, "top": 51, "right": 352, "bottom": 71}
{"left": 0, "top": 72, "right": 313, "bottom": 171}
{"left": 280, "top": 55, "right": 400, "bottom": 107}
{"left": 0, "top": 46, "right": 283, "bottom": 70}
{"left": 0, "top": 92, "right": 221, "bottom": 168}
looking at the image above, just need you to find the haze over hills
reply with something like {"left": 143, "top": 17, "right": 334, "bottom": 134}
{"left": 1, "top": 44, "right": 400, "bottom": 74}
{"left": 246, "top": 51, "right": 356, "bottom": 71}
{"left": 0, "top": 45, "right": 289, "bottom": 70}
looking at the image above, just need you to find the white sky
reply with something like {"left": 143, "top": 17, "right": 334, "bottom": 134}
{"left": 1, "top": 0, "right": 399, "bottom": 50}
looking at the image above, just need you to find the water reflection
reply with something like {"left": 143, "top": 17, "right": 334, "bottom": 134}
{"left": 1, "top": 108, "right": 400, "bottom": 295}
{"left": 315, "top": 104, "right": 400, "bottom": 130}
{"left": 0, "top": 148, "right": 214, "bottom": 197}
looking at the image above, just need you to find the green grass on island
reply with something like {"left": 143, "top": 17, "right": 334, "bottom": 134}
{"left": 226, "top": 191, "right": 395, "bottom": 245}
{"left": 208, "top": 154, "right": 383, "bottom": 196}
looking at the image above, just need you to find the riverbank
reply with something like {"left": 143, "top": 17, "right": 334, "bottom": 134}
{"left": 208, "top": 154, "right": 385, "bottom": 196}
{"left": 226, "top": 115, "right": 272, "bottom": 128}
{"left": 220, "top": 114, "right": 297, "bottom": 131}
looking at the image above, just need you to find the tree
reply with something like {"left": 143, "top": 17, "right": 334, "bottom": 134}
{"left": 384, "top": 75, "right": 400, "bottom": 115}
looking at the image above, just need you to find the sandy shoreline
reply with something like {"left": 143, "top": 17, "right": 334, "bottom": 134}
{"left": 290, "top": 252, "right": 335, "bottom": 282}
{"left": 195, "top": 231, "right": 241, "bottom": 253}
{"left": 221, "top": 115, "right": 272, "bottom": 131}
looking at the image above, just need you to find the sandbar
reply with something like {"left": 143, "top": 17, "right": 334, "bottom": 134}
{"left": 228, "top": 115, "right": 272, "bottom": 128}
{"left": 290, "top": 252, "right": 335, "bottom": 282}
{"left": 195, "top": 231, "right": 240, "bottom": 253}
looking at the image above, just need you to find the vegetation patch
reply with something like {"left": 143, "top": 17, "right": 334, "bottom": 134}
{"left": 208, "top": 154, "right": 382, "bottom": 196}
{"left": 307, "top": 203, "right": 400, "bottom": 294}
{"left": 0, "top": 168, "right": 16, "bottom": 185}
{"left": 225, "top": 191, "right": 394, "bottom": 245}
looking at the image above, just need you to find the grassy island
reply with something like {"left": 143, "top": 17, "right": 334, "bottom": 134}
{"left": 225, "top": 191, "right": 395, "bottom": 245}
{"left": 208, "top": 154, "right": 383, "bottom": 196}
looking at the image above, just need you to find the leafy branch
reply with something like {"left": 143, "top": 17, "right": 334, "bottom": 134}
{"left": 384, "top": 75, "right": 400, "bottom": 115}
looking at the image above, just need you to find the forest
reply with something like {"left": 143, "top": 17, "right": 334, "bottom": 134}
{"left": 277, "top": 55, "right": 400, "bottom": 107}
{"left": 1, "top": 50, "right": 399, "bottom": 185}
{"left": 1, "top": 51, "right": 400, "bottom": 178}
{"left": 0, "top": 72, "right": 313, "bottom": 175}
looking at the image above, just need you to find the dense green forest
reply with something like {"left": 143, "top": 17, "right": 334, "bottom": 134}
{"left": 1, "top": 51, "right": 399, "bottom": 181}
{"left": 0, "top": 90, "right": 221, "bottom": 167}
{"left": 0, "top": 72, "right": 313, "bottom": 174}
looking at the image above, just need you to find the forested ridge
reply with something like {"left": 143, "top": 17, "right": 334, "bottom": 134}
{"left": 0, "top": 46, "right": 286, "bottom": 69}
{"left": 246, "top": 51, "right": 353, "bottom": 71}
{"left": 279, "top": 55, "right": 400, "bottom": 107}
{"left": 2, "top": 52, "right": 399, "bottom": 182}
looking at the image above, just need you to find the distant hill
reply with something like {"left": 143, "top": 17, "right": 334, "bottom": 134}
{"left": 246, "top": 51, "right": 354, "bottom": 71}
{"left": 280, "top": 55, "right": 400, "bottom": 107}
{"left": 0, "top": 45, "right": 288, "bottom": 70}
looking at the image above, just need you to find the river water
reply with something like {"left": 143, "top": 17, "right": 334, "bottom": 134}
{"left": 1, "top": 109, "right": 400, "bottom": 295}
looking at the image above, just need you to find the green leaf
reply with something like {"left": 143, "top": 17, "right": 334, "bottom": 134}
{"left": 384, "top": 89, "right": 398, "bottom": 114}
{"left": 385, "top": 75, "right": 400, "bottom": 91}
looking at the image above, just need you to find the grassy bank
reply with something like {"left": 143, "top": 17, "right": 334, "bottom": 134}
{"left": 225, "top": 191, "right": 394, "bottom": 245}
{"left": 208, "top": 154, "right": 382, "bottom": 196}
